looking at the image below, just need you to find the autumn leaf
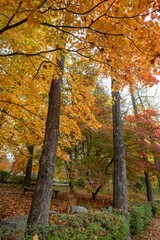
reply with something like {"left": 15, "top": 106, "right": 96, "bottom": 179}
{"left": 33, "top": 234, "right": 39, "bottom": 240}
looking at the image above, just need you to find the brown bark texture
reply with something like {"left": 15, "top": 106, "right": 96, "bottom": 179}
{"left": 112, "top": 80, "right": 128, "bottom": 213}
{"left": 27, "top": 55, "right": 65, "bottom": 225}
{"left": 23, "top": 144, "right": 34, "bottom": 188}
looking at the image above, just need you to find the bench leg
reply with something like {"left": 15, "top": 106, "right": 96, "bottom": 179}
{"left": 52, "top": 190, "right": 59, "bottom": 198}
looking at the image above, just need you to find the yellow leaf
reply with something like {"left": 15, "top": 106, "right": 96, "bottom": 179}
{"left": 33, "top": 234, "right": 39, "bottom": 240}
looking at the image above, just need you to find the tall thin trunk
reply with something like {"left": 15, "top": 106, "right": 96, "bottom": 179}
{"left": 144, "top": 171, "right": 154, "bottom": 202}
{"left": 153, "top": 156, "right": 160, "bottom": 189}
{"left": 112, "top": 80, "right": 128, "bottom": 213}
{"left": 68, "top": 155, "right": 75, "bottom": 194}
{"left": 130, "top": 92, "right": 154, "bottom": 201}
{"left": 66, "top": 151, "right": 75, "bottom": 194}
{"left": 23, "top": 144, "right": 34, "bottom": 188}
{"left": 27, "top": 55, "right": 65, "bottom": 225}
{"left": 150, "top": 138, "right": 160, "bottom": 190}
{"left": 130, "top": 93, "right": 138, "bottom": 115}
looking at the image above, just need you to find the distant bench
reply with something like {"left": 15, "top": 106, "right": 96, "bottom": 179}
{"left": 23, "top": 182, "right": 70, "bottom": 198}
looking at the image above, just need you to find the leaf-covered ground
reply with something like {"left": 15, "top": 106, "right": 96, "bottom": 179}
{"left": 1, "top": 184, "right": 160, "bottom": 240}
{"left": 0, "top": 184, "right": 113, "bottom": 220}
{"left": 133, "top": 215, "right": 160, "bottom": 240}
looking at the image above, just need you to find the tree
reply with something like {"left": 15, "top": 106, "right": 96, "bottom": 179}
{"left": 23, "top": 144, "right": 34, "bottom": 188}
{"left": 131, "top": 92, "right": 154, "bottom": 201}
{"left": 125, "top": 99, "right": 160, "bottom": 199}
{"left": 0, "top": 0, "right": 159, "bottom": 225}
{"left": 73, "top": 127, "right": 111, "bottom": 200}
{"left": 27, "top": 55, "right": 65, "bottom": 225}
{"left": 112, "top": 79, "right": 128, "bottom": 212}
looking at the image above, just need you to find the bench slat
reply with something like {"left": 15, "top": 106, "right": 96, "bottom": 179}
{"left": 23, "top": 183, "right": 70, "bottom": 197}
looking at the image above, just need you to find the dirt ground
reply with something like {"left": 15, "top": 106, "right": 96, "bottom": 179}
{"left": 0, "top": 185, "right": 113, "bottom": 220}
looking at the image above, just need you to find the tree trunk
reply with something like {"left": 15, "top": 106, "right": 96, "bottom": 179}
{"left": 130, "top": 92, "right": 154, "bottom": 199}
{"left": 112, "top": 80, "right": 128, "bottom": 213}
{"left": 154, "top": 157, "right": 160, "bottom": 189}
{"left": 27, "top": 55, "right": 65, "bottom": 225}
{"left": 150, "top": 138, "right": 160, "bottom": 190}
{"left": 144, "top": 171, "right": 154, "bottom": 202}
{"left": 65, "top": 151, "right": 75, "bottom": 194}
{"left": 23, "top": 144, "right": 34, "bottom": 188}
{"left": 92, "top": 184, "right": 102, "bottom": 200}
{"left": 130, "top": 93, "right": 138, "bottom": 115}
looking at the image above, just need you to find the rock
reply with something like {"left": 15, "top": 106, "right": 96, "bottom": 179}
{"left": 49, "top": 211, "right": 58, "bottom": 216}
{"left": 68, "top": 205, "right": 89, "bottom": 214}
{"left": 0, "top": 215, "right": 28, "bottom": 235}
{"left": 108, "top": 206, "right": 113, "bottom": 213}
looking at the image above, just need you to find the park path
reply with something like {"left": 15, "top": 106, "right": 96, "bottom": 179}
{"left": 133, "top": 215, "right": 160, "bottom": 240}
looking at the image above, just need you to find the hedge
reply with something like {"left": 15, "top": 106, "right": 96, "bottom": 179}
{"left": 1, "top": 210, "right": 130, "bottom": 240}
{"left": 130, "top": 202, "right": 153, "bottom": 235}
{"left": 1, "top": 201, "right": 160, "bottom": 240}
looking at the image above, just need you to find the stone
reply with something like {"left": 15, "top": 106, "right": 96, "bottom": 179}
{"left": 0, "top": 215, "right": 28, "bottom": 235}
{"left": 108, "top": 206, "right": 113, "bottom": 213}
{"left": 68, "top": 205, "right": 89, "bottom": 214}
{"left": 49, "top": 211, "right": 58, "bottom": 216}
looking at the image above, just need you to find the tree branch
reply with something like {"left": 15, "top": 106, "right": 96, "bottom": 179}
{"left": 0, "top": 18, "right": 27, "bottom": 35}
{"left": 41, "top": 0, "right": 109, "bottom": 15}
{"left": 1, "top": 109, "right": 43, "bottom": 139}
{"left": 0, "top": 100, "right": 45, "bottom": 121}
{"left": 0, "top": 47, "right": 62, "bottom": 57}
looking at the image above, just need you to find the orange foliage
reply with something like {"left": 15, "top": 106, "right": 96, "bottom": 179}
{"left": 0, "top": 159, "right": 10, "bottom": 171}
{"left": 0, "top": 0, "right": 159, "bottom": 173}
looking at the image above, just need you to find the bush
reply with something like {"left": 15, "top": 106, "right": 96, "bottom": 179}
{"left": 0, "top": 170, "right": 11, "bottom": 182}
{"left": 151, "top": 200, "right": 160, "bottom": 216}
{"left": 2, "top": 202, "right": 158, "bottom": 239}
{"left": 1, "top": 211, "right": 130, "bottom": 240}
{"left": 130, "top": 202, "right": 153, "bottom": 235}
{"left": 9, "top": 175, "right": 25, "bottom": 184}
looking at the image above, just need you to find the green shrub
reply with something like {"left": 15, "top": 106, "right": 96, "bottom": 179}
{"left": 151, "top": 200, "right": 160, "bottom": 215}
{"left": 9, "top": 175, "right": 25, "bottom": 184}
{"left": 130, "top": 202, "right": 153, "bottom": 235}
{"left": 1, "top": 211, "right": 130, "bottom": 240}
{"left": 0, "top": 170, "right": 11, "bottom": 182}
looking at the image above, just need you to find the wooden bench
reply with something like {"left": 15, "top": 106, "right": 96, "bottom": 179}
{"left": 23, "top": 182, "right": 70, "bottom": 197}
{"left": 52, "top": 183, "right": 70, "bottom": 198}
{"left": 23, "top": 186, "right": 35, "bottom": 194}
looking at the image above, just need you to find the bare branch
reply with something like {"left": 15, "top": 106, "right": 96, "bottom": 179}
{"left": 0, "top": 0, "right": 48, "bottom": 35}
{"left": 105, "top": 9, "right": 158, "bottom": 19}
{"left": 0, "top": 48, "right": 62, "bottom": 57}
{"left": 5, "top": 1, "right": 23, "bottom": 27}
{"left": 1, "top": 109, "right": 43, "bottom": 139}
{"left": 0, "top": 101, "right": 45, "bottom": 121}
{"left": 41, "top": 0, "right": 109, "bottom": 15}
{"left": 33, "top": 60, "right": 50, "bottom": 78}
{"left": 0, "top": 136, "right": 29, "bottom": 157}
{"left": 0, "top": 18, "right": 27, "bottom": 35}
{"left": 89, "top": 0, "right": 116, "bottom": 27}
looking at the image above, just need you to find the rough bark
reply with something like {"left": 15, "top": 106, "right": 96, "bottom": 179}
{"left": 130, "top": 93, "right": 138, "bottom": 115}
{"left": 112, "top": 80, "right": 128, "bottom": 213}
{"left": 145, "top": 171, "right": 154, "bottom": 202}
{"left": 27, "top": 55, "right": 65, "bottom": 225}
{"left": 23, "top": 144, "right": 34, "bottom": 188}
